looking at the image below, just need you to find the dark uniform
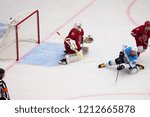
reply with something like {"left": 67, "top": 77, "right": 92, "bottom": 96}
{"left": 0, "top": 68, "right": 10, "bottom": 100}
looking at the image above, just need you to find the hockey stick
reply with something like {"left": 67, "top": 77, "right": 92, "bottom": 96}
{"left": 56, "top": 32, "right": 85, "bottom": 60}
{"left": 115, "top": 64, "right": 120, "bottom": 84}
{"left": 115, "top": 69, "right": 120, "bottom": 84}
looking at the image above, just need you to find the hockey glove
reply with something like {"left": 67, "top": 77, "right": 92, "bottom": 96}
{"left": 83, "top": 35, "right": 93, "bottom": 43}
{"left": 117, "top": 65, "right": 125, "bottom": 71}
{"left": 119, "top": 51, "right": 124, "bottom": 59}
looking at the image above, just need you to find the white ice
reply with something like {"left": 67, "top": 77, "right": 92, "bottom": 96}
{"left": 0, "top": 0, "right": 150, "bottom": 100}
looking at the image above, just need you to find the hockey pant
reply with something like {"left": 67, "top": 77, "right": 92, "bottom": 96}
{"left": 106, "top": 57, "right": 140, "bottom": 74}
{"left": 107, "top": 57, "right": 125, "bottom": 66}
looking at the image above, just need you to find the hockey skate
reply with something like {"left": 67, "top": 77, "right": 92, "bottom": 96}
{"left": 64, "top": 50, "right": 68, "bottom": 54}
{"left": 59, "top": 58, "right": 68, "bottom": 65}
{"left": 98, "top": 63, "right": 106, "bottom": 68}
{"left": 136, "top": 64, "right": 144, "bottom": 70}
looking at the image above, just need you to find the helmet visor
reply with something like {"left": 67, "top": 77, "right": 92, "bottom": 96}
{"left": 130, "top": 51, "right": 136, "bottom": 56}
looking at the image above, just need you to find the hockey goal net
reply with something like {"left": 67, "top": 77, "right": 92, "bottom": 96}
{"left": 0, "top": 10, "right": 40, "bottom": 61}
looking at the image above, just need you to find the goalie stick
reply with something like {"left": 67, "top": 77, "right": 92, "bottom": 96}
{"left": 56, "top": 32, "right": 85, "bottom": 60}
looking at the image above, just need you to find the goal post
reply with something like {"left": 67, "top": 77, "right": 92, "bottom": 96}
{"left": 15, "top": 10, "right": 40, "bottom": 61}
{"left": 0, "top": 10, "right": 40, "bottom": 61}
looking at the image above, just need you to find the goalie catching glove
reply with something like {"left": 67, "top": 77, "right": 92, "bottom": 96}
{"left": 83, "top": 35, "right": 94, "bottom": 43}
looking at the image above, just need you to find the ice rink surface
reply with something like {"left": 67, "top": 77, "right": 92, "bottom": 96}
{"left": 0, "top": 0, "right": 150, "bottom": 100}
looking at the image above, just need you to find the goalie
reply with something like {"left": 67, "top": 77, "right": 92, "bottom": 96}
{"left": 59, "top": 23, "right": 93, "bottom": 65}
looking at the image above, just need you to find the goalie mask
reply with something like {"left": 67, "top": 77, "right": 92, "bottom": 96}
{"left": 74, "top": 23, "right": 82, "bottom": 31}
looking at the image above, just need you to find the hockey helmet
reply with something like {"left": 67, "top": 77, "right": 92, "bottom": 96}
{"left": 0, "top": 68, "right": 5, "bottom": 74}
{"left": 145, "top": 21, "right": 150, "bottom": 31}
{"left": 74, "top": 23, "right": 82, "bottom": 30}
{"left": 0, "top": 68, "right": 5, "bottom": 79}
{"left": 130, "top": 46, "right": 137, "bottom": 56}
{"left": 145, "top": 21, "right": 150, "bottom": 27}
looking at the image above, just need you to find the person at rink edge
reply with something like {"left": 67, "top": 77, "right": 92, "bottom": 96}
{"left": 131, "top": 20, "right": 150, "bottom": 56}
{"left": 59, "top": 23, "right": 84, "bottom": 65}
{"left": 98, "top": 45, "right": 144, "bottom": 74}
{"left": 0, "top": 68, "right": 10, "bottom": 100}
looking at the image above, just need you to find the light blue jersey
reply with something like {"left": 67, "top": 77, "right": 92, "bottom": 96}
{"left": 124, "top": 46, "right": 138, "bottom": 61}
{"left": 107, "top": 45, "right": 141, "bottom": 74}
{"left": 123, "top": 46, "right": 138, "bottom": 68}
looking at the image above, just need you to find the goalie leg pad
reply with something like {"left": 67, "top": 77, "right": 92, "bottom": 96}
{"left": 65, "top": 53, "right": 82, "bottom": 63}
{"left": 82, "top": 47, "right": 89, "bottom": 56}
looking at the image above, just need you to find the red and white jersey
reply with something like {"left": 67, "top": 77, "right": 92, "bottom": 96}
{"left": 65, "top": 28, "right": 84, "bottom": 54}
{"left": 131, "top": 25, "right": 150, "bottom": 49}
{"left": 66, "top": 28, "right": 84, "bottom": 44}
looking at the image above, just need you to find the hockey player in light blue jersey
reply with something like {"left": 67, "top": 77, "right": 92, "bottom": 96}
{"left": 98, "top": 45, "right": 144, "bottom": 74}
